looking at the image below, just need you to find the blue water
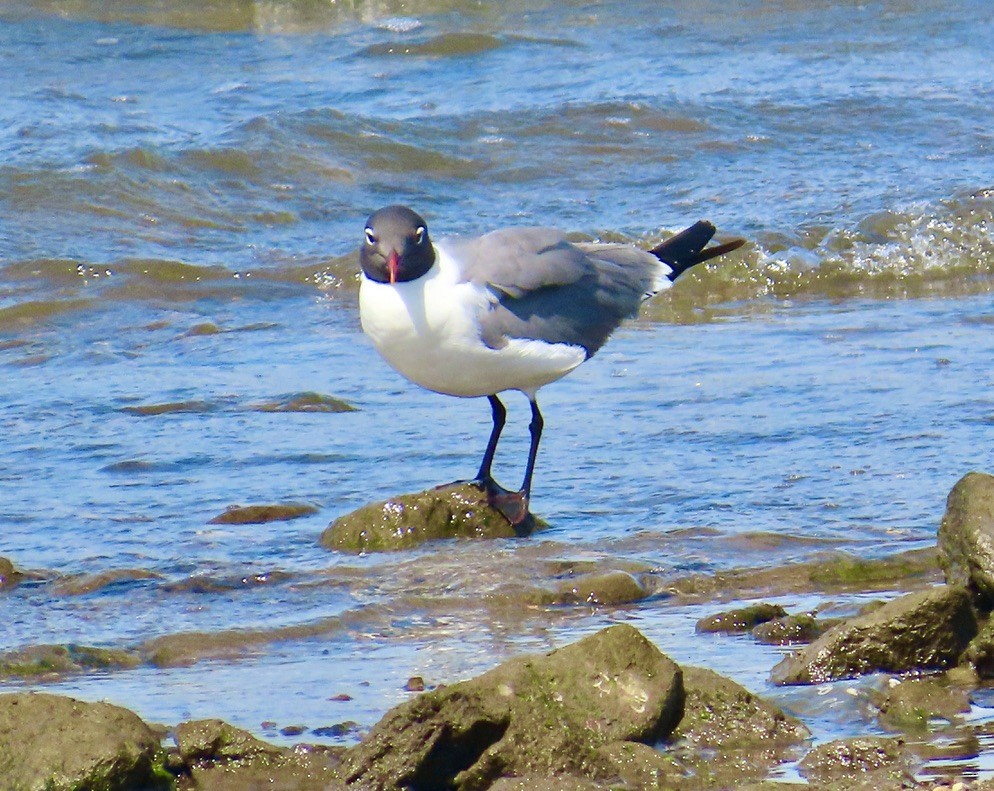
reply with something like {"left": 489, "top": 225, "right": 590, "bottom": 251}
{"left": 2, "top": 0, "right": 994, "bottom": 782}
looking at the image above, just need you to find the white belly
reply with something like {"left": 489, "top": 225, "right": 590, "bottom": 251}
{"left": 358, "top": 255, "right": 585, "bottom": 398}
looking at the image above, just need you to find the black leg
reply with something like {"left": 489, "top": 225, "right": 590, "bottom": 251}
{"left": 520, "top": 397, "right": 544, "bottom": 498}
{"left": 475, "top": 394, "right": 506, "bottom": 484}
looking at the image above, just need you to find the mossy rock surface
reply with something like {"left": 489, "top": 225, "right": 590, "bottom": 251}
{"left": 322, "top": 482, "right": 541, "bottom": 553}
{"left": 873, "top": 675, "right": 971, "bottom": 732}
{"left": 938, "top": 471, "right": 994, "bottom": 604}
{"left": 797, "top": 736, "right": 916, "bottom": 788}
{"left": 696, "top": 603, "right": 787, "bottom": 634}
{"left": 0, "top": 692, "right": 166, "bottom": 791}
{"left": 209, "top": 502, "right": 318, "bottom": 525}
{"left": 341, "top": 624, "right": 683, "bottom": 789}
{"left": 0, "top": 556, "right": 21, "bottom": 590}
{"left": 546, "top": 570, "right": 648, "bottom": 606}
{"left": 771, "top": 585, "right": 977, "bottom": 685}
{"left": 173, "top": 718, "right": 344, "bottom": 790}
{"left": 0, "top": 644, "right": 141, "bottom": 679}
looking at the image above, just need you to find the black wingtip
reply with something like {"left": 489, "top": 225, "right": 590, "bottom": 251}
{"left": 650, "top": 221, "right": 745, "bottom": 282}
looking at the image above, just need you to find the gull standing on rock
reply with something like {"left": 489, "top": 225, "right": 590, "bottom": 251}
{"left": 358, "top": 205, "right": 744, "bottom": 526}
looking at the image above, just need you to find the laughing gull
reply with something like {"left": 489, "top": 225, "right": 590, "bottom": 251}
{"left": 358, "top": 205, "right": 744, "bottom": 526}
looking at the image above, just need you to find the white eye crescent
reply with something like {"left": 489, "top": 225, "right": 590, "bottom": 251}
{"left": 364, "top": 228, "right": 376, "bottom": 245}
{"left": 414, "top": 226, "right": 426, "bottom": 244}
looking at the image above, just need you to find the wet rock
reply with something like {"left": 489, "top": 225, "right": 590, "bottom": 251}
{"left": 771, "top": 585, "right": 977, "bottom": 685}
{"left": 752, "top": 612, "right": 839, "bottom": 644}
{"left": 696, "top": 603, "right": 787, "bottom": 633}
{"left": 0, "top": 692, "right": 166, "bottom": 791}
{"left": 251, "top": 391, "right": 358, "bottom": 413}
{"left": 962, "top": 614, "right": 994, "bottom": 678}
{"left": 173, "top": 719, "right": 344, "bottom": 791}
{"left": 666, "top": 666, "right": 810, "bottom": 787}
{"left": 874, "top": 675, "right": 971, "bottom": 732}
{"left": 175, "top": 718, "right": 281, "bottom": 763}
{"left": 341, "top": 624, "right": 683, "bottom": 789}
{"left": 666, "top": 547, "right": 940, "bottom": 602}
{"left": 52, "top": 567, "right": 161, "bottom": 596}
{"left": 208, "top": 502, "right": 318, "bottom": 525}
{"left": 322, "top": 482, "right": 541, "bottom": 553}
{"left": 938, "top": 471, "right": 994, "bottom": 604}
{"left": 547, "top": 570, "right": 648, "bottom": 606}
{"left": 0, "top": 556, "right": 22, "bottom": 589}
{"left": 797, "top": 736, "right": 917, "bottom": 788}
{"left": 122, "top": 400, "right": 217, "bottom": 415}
{"left": 0, "top": 643, "right": 141, "bottom": 678}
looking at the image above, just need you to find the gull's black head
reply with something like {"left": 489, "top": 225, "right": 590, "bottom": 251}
{"left": 359, "top": 205, "right": 436, "bottom": 284}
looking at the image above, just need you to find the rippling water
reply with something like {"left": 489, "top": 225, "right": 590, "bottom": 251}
{"left": 2, "top": 0, "right": 994, "bottom": 781}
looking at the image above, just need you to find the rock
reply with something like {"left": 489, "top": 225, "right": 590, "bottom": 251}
{"left": 322, "top": 482, "right": 541, "bottom": 553}
{"left": 771, "top": 586, "right": 977, "bottom": 685}
{"left": 874, "top": 676, "right": 971, "bottom": 732}
{"left": 752, "top": 613, "right": 833, "bottom": 644}
{"left": 938, "top": 471, "right": 994, "bottom": 604}
{"left": 797, "top": 736, "right": 917, "bottom": 788}
{"left": 1, "top": 556, "right": 22, "bottom": 589}
{"left": 962, "top": 615, "right": 994, "bottom": 678}
{"left": 208, "top": 502, "right": 318, "bottom": 525}
{"left": 0, "top": 644, "right": 141, "bottom": 679}
{"left": 547, "top": 570, "right": 648, "bottom": 606}
{"left": 340, "top": 624, "right": 683, "bottom": 789}
{"left": 665, "top": 666, "right": 810, "bottom": 787}
{"left": 0, "top": 692, "right": 166, "bottom": 791}
{"left": 52, "top": 568, "right": 161, "bottom": 596}
{"left": 696, "top": 603, "right": 788, "bottom": 633}
{"left": 173, "top": 719, "right": 344, "bottom": 791}
{"left": 250, "top": 391, "right": 358, "bottom": 413}
{"left": 175, "top": 718, "right": 282, "bottom": 763}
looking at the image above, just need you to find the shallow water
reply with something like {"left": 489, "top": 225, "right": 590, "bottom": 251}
{"left": 2, "top": 0, "right": 994, "bottom": 781}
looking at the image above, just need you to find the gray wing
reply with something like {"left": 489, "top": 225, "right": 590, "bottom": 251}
{"left": 440, "top": 229, "right": 664, "bottom": 357}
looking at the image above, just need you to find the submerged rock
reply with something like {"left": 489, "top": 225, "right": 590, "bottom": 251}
{"left": 0, "top": 692, "right": 166, "bottom": 791}
{"left": 341, "top": 624, "right": 683, "bottom": 789}
{"left": 938, "top": 471, "right": 994, "bottom": 604}
{"left": 0, "top": 643, "right": 141, "bottom": 679}
{"left": 322, "top": 482, "right": 540, "bottom": 553}
{"left": 208, "top": 502, "right": 319, "bottom": 525}
{"left": 696, "top": 603, "right": 787, "bottom": 633}
{"left": 771, "top": 585, "right": 977, "bottom": 685}
{"left": 250, "top": 391, "right": 358, "bottom": 413}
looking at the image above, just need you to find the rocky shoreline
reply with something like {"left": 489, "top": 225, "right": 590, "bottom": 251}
{"left": 5, "top": 472, "right": 994, "bottom": 789}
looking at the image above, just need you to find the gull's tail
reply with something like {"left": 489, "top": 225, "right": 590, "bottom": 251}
{"left": 650, "top": 221, "right": 746, "bottom": 282}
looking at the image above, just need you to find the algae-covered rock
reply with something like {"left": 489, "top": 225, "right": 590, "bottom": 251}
{"left": 771, "top": 585, "right": 977, "bottom": 685}
{"left": 0, "top": 692, "right": 166, "bottom": 791}
{"left": 938, "top": 471, "right": 994, "bottom": 604}
{"left": 341, "top": 624, "right": 683, "bottom": 789}
{"left": 1, "top": 556, "right": 22, "bottom": 590}
{"left": 209, "top": 502, "right": 318, "bottom": 525}
{"left": 251, "top": 391, "right": 357, "bottom": 413}
{"left": 797, "top": 736, "right": 917, "bottom": 788}
{"left": 874, "top": 675, "right": 971, "bottom": 732}
{"left": 962, "top": 614, "right": 994, "bottom": 679}
{"left": 0, "top": 643, "right": 141, "bottom": 679}
{"left": 175, "top": 718, "right": 282, "bottom": 763}
{"left": 173, "top": 718, "right": 344, "bottom": 791}
{"left": 322, "top": 482, "right": 539, "bottom": 553}
{"left": 752, "top": 613, "right": 832, "bottom": 645}
{"left": 696, "top": 603, "right": 787, "bottom": 634}
{"left": 547, "top": 570, "right": 648, "bottom": 606}
{"left": 665, "top": 666, "right": 810, "bottom": 787}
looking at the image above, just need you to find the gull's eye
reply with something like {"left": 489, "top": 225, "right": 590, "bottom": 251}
{"left": 414, "top": 226, "right": 426, "bottom": 245}
{"left": 364, "top": 228, "right": 376, "bottom": 245}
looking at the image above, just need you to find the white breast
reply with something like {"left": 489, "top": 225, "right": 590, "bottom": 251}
{"left": 358, "top": 247, "right": 586, "bottom": 398}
